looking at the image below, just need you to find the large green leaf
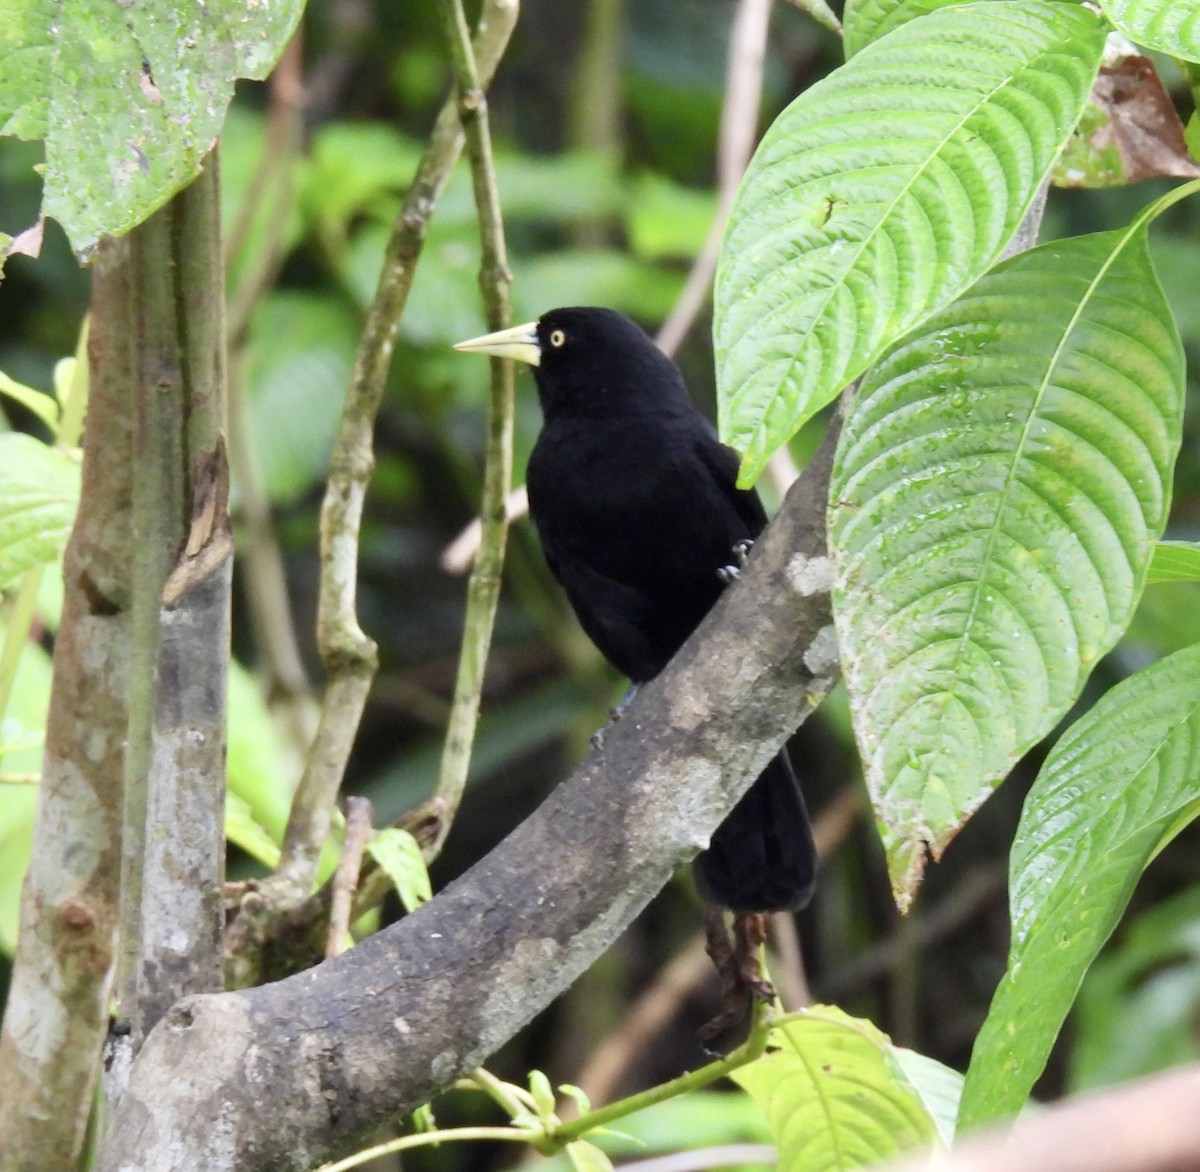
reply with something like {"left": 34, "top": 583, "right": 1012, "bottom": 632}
{"left": 959, "top": 644, "right": 1200, "bottom": 1127}
{"left": 0, "top": 434, "right": 80, "bottom": 589}
{"left": 733, "top": 1007, "right": 940, "bottom": 1170}
{"left": 0, "top": 0, "right": 303, "bottom": 259}
{"left": 842, "top": 0, "right": 966, "bottom": 58}
{"left": 1099, "top": 0, "right": 1200, "bottom": 63}
{"left": 830, "top": 213, "right": 1185, "bottom": 902}
{"left": 714, "top": 1, "right": 1105, "bottom": 485}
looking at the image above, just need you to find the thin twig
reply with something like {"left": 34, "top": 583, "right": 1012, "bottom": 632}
{"left": 225, "top": 34, "right": 317, "bottom": 757}
{"left": 431, "top": 0, "right": 517, "bottom": 854}
{"left": 226, "top": 31, "right": 306, "bottom": 349}
{"left": 816, "top": 866, "right": 1006, "bottom": 1003}
{"left": 325, "top": 797, "right": 374, "bottom": 959}
{"left": 571, "top": 785, "right": 862, "bottom": 1109}
{"left": 572, "top": 934, "right": 714, "bottom": 1109}
{"left": 224, "top": 31, "right": 304, "bottom": 275}
{"left": 768, "top": 912, "right": 809, "bottom": 1010}
{"left": 263, "top": 0, "right": 518, "bottom": 903}
{"left": 551, "top": 1000, "right": 774, "bottom": 1148}
{"left": 439, "top": 0, "right": 772, "bottom": 572}
{"left": 440, "top": 484, "right": 527, "bottom": 574}
{"left": 655, "top": 0, "right": 771, "bottom": 357}
{"left": 0, "top": 772, "right": 40, "bottom": 785}
{"left": 225, "top": 798, "right": 444, "bottom": 989}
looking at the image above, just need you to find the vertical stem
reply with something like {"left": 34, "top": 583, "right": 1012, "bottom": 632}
{"left": 0, "top": 243, "right": 134, "bottom": 1171}
{"left": 113, "top": 151, "right": 232, "bottom": 1073}
{"left": 567, "top": 0, "right": 625, "bottom": 247}
{"left": 262, "top": 0, "right": 518, "bottom": 905}
{"left": 432, "top": 0, "right": 516, "bottom": 851}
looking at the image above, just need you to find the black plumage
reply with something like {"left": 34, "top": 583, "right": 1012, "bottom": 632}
{"left": 457, "top": 307, "right": 816, "bottom": 915}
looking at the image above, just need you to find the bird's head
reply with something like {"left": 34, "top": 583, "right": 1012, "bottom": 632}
{"left": 455, "top": 306, "right": 690, "bottom": 419}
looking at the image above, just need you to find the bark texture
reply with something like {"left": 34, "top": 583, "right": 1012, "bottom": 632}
{"left": 0, "top": 240, "right": 135, "bottom": 1171}
{"left": 96, "top": 422, "right": 841, "bottom": 1172}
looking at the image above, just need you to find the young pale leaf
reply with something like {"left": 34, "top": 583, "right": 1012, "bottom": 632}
{"left": 714, "top": 1, "right": 1105, "bottom": 485}
{"left": 0, "top": 435, "right": 81, "bottom": 589}
{"left": 0, "top": 371, "right": 59, "bottom": 433}
{"left": 529, "top": 1069, "right": 557, "bottom": 1118}
{"left": 565, "top": 1142, "right": 614, "bottom": 1172}
{"left": 1099, "top": 0, "right": 1200, "bottom": 63}
{"left": 733, "top": 1007, "right": 940, "bottom": 1170}
{"left": 0, "top": 0, "right": 303, "bottom": 261}
{"left": 830, "top": 214, "right": 1185, "bottom": 902}
{"left": 888, "top": 1049, "right": 963, "bottom": 1148}
{"left": 1147, "top": 541, "right": 1200, "bottom": 584}
{"left": 367, "top": 828, "right": 432, "bottom": 913}
{"left": 959, "top": 643, "right": 1200, "bottom": 1127}
{"left": 225, "top": 793, "right": 282, "bottom": 870}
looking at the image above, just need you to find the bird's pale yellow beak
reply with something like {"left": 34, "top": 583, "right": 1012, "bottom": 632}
{"left": 453, "top": 322, "right": 541, "bottom": 366}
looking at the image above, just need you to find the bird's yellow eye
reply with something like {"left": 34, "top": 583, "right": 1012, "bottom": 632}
{"left": 549, "top": 329, "right": 566, "bottom": 348}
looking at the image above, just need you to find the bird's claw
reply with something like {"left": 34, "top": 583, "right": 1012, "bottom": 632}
{"left": 590, "top": 682, "right": 642, "bottom": 751}
{"left": 716, "top": 539, "right": 755, "bottom": 585}
{"left": 698, "top": 909, "right": 775, "bottom": 1047}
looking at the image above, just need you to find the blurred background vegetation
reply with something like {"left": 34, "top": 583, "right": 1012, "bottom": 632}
{"left": 2, "top": 1, "right": 1200, "bottom": 1166}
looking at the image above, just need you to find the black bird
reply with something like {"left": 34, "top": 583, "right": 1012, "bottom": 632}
{"left": 456, "top": 308, "right": 816, "bottom": 1003}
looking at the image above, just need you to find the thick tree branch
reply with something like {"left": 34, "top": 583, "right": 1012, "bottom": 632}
{"left": 97, "top": 412, "right": 842, "bottom": 1172}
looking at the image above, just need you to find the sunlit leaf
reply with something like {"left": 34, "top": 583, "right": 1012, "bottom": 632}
{"left": 529, "top": 1070, "right": 556, "bottom": 1117}
{"left": 0, "top": 624, "right": 51, "bottom": 956}
{"left": 225, "top": 792, "right": 282, "bottom": 869}
{"left": 714, "top": 1, "right": 1105, "bottom": 484}
{"left": 0, "top": 370, "right": 59, "bottom": 432}
{"left": 960, "top": 644, "right": 1200, "bottom": 1127}
{"left": 733, "top": 1007, "right": 940, "bottom": 1169}
{"left": 565, "top": 1142, "right": 614, "bottom": 1172}
{"left": 830, "top": 211, "right": 1185, "bottom": 900}
{"left": 842, "top": 0, "right": 966, "bottom": 58}
{"left": 0, "top": 0, "right": 303, "bottom": 261}
{"left": 890, "top": 1049, "right": 963, "bottom": 1147}
{"left": 367, "top": 827, "right": 432, "bottom": 913}
{"left": 0, "top": 434, "right": 81, "bottom": 589}
{"left": 1099, "top": 0, "right": 1200, "bottom": 63}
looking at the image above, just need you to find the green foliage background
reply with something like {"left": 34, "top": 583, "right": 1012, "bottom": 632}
{"left": 3, "top": 0, "right": 1200, "bottom": 1166}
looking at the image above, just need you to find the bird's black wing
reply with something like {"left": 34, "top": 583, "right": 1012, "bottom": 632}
{"left": 692, "top": 430, "right": 769, "bottom": 540}
{"left": 547, "top": 554, "right": 679, "bottom": 682}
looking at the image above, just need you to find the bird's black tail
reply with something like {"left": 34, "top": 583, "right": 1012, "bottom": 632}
{"left": 693, "top": 751, "right": 817, "bottom": 913}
